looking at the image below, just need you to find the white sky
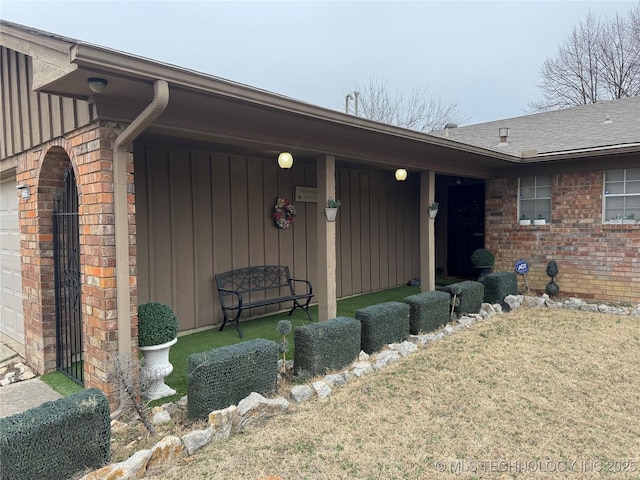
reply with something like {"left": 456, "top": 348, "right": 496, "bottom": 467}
{"left": 1, "top": 0, "right": 636, "bottom": 124}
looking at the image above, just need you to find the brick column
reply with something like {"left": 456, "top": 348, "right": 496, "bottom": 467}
{"left": 18, "top": 121, "right": 136, "bottom": 408}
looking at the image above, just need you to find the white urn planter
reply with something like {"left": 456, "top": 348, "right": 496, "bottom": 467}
{"left": 140, "top": 337, "right": 177, "bottom": 401}
{"left": 325, "top": 207, "right": 338, "bottom": 222}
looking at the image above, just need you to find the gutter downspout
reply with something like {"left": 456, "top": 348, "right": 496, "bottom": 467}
{"left": 113, "top": 80, "right": 169, "bottom": 355}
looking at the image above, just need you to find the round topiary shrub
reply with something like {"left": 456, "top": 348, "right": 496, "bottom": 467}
{"left": 546, "top": 260, "right": 559, "bottom": 278}
{"left": 545, "top": 280, "right": 560, "bottom": 296}
{"left": 137, "top": 302, "right": 179, "bottom": 347}
{"left": 470, "top": 248, "right": 495, "bottom": 267}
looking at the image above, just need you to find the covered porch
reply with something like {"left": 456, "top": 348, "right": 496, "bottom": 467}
{"left": 1, "top": 20, "right": 520, "bottom": 405}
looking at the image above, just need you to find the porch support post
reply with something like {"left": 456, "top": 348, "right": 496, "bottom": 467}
{"left": 420, "top": 170, "right": 436, "bottom": 292}
{"left": 317, "top": 155, "right": 337, "bottom": 321}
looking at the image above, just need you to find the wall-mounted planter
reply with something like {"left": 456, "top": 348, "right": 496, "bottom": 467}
{"left": 325, "top": 207, "right": 338, "bottom": 222}
{"left": 533, "top": 218, "right": 546, "bottom": 226}
{"left": 609, "top": 218, "right": 623, "bottom": 225}
{"left": 622, "top": 218, "right": 637, "bottom": 225}
{"left": 519, "top": 219, "right": 531, "bottom": 226}
{"left": 428, "top": 208, "right": 438, "bottom": 219}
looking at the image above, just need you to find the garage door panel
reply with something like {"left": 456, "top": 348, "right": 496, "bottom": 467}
{"left": 0, "top": 176, "right": 24, "bottom": 345}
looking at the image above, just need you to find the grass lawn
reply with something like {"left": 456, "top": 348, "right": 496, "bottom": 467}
{"left": 144, "top": 307, "right": 640, "bottom": 480}
{"left": 40, "top": 370, "right": 84, "bottom": 396}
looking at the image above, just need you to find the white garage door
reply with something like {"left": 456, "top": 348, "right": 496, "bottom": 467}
{"left": 0, "top": 176, "right": 24, "bottom": 345}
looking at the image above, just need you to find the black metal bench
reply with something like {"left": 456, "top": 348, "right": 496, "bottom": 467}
{"left": 215, "top": 265, "right": 313, "bottom": 337}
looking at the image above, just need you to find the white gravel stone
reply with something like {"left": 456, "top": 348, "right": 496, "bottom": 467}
{"left": 312, "top": 381, "right": 332, "bottom": 398}
{"left": 289, "top": 384, "right": 314, "bottom": 403}
{"left": 352, "top": 361, "right": 373, "bottom": 377}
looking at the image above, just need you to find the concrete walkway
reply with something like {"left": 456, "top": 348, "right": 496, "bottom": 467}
{"left": 0, "top": 377, "right": 62, "bottom": 418}
{"left": 0, "top": 337, "right": 62, "bottom": 418}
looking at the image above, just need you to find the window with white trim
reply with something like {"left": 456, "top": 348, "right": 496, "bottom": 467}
{"left": 604, "top": 168, "right": 640, "bottom": 223}
{"left": 519, "top": 175, "right": 551, "bottom": 222}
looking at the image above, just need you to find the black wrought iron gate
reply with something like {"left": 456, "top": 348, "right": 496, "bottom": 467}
{"left": 53, "top": 168, "right": 84, "bottom": 385}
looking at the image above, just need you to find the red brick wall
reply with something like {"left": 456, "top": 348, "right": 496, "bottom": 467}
{"left": 486, "top": 171, "right": 639, "bottom": 303}
{"left": 17, "top": 121, "right": 135, "bottom": 406}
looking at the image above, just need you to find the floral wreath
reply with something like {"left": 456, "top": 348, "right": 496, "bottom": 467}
{"left": 273, "top": 197, "right": 296, "bottom": 230}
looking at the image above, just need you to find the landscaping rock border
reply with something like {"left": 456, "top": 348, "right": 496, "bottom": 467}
{"left": 77, "top": 294, "right": 639, "bottom": 478}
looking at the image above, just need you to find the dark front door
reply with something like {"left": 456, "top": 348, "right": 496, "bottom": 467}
{"left": 447, "top": 183, "right": 485, "bottom": 278}
{"left": 53, "top": 167, "right": 83, "bottom": 385}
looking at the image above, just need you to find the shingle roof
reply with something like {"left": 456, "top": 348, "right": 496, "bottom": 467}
{"left": 430, "top": 96, "right": 640, "bottom": 158}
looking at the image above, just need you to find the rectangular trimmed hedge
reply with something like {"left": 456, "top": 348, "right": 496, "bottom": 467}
{"left": 294, "top": 316, "right": 361, "bottom": 377}
{"left": 355, "top": 301, "right": 410, "bottom": 354}
{"left": 444, "top": 280, "right": 484, "bottom": 316}
{"left": 482, "top": 271, "right": 518, "bottom": 304}
{"left": 404, "top": 291, "right": 451, "bottom": 334}
{"left": 0, "top": 388, "right": 110, "bottom": 480}
{"left": 187, "top": 338, "right": 278, "bottom": 420}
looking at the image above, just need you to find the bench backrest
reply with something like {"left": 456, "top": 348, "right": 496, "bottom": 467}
{"left": 215, "top": 265, "right": 292, "bottom": 294}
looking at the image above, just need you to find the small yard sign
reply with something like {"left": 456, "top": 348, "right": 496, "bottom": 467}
{"left": 515, "top": 259, "right": 531, "bottom": 294}
{"left": 515, "top": 259, "right": 529, "bottom": 274}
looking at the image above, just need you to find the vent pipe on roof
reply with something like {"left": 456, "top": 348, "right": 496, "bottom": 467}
{"left": 444, "top": 123, "right": 457, "bottom": 138}
{"left": 345, "top": 93, "right": 353, "bottom": 114}
{"left": 498, "top": 127, "right": 509, "bottom": 146}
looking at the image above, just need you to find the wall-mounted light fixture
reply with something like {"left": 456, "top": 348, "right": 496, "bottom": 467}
{"left": 87, "top": 77, "right": 108, "bottom": 94}
{"left": 16, "top": 183, "right": 30, "bottom": 200}
{"left": 277, "top": 152, "right": 294, "bottom": 169}
{"left": 395, "top": 168, "right": 408, "bottom": 181}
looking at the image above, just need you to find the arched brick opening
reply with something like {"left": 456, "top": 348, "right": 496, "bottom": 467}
{"left": 23, "top": 145, "right": 78, "bottom": 374}
{"left": 19, "top": 123, "right": 127, "bottom": 407}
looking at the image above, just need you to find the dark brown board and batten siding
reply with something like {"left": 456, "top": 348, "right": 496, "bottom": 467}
{"left": 135, "top": 144, "right": 420, "bottom": 332}
{"left": 0, "top": 47, "right": 92, "bottom": 159}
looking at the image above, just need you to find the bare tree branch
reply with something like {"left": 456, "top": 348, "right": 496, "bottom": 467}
{"left": 529, "top": 6, "right": 640, "bottom": 112}
{"left": 599, "top": 12, "right": 640, "bottom": 98}
{"left": 345, "top": 77, "right": 469, "bottom": 131}
{"left": 108, "top": 352, "right": 156, "bottom": 436}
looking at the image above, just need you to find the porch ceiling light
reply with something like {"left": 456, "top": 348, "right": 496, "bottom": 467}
{"left": 88, "top": 77, "right": 108, "bottom": 94}
{"left": 277, "top": 152, "right": 294, "bottom": 169}
{"left": 395, "top": 168, "right": 408, "bottom": 181}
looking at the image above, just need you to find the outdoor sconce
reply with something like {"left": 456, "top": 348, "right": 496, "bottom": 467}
{"left": 277, "top": 152, "right": 294, "bottom": 169}
{"left": 395, "top": 168, "right": 408, "bottom": 181}
{"left": 87, "top": 77, "right": 108, "bottom": 94}
{"left": 16, "top": 183, "right": 30, "bottom": 201}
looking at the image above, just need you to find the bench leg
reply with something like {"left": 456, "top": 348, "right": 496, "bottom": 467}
{"left": 219, "top": 316, "right": 244, "bottom": 338}
{"left": 288, "top": 300, "right": 312, "bottom": 322}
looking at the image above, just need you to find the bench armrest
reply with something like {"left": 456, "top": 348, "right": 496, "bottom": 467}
{"left": 217, "top": 288, "right": 243, "bottom": 309}
{"left": 289, "top": 278, "right": 313, "bottom": 296}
